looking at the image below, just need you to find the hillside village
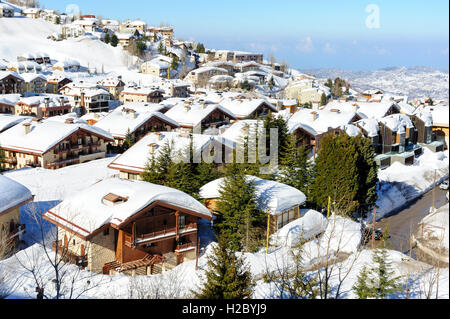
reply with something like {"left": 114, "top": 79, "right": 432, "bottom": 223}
{"left": 0, "top": 1, "right": 449, "bottom": 300}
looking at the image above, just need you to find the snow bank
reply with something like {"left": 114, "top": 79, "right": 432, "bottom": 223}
{"left": 271, "top": 209, "right": 328, "bottom": 247}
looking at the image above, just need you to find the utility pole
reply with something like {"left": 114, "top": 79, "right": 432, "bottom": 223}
{"left": 371, "top": 207, "right": 377, "bottom": 249}
{"left": 195, "top": 236, "right": 200, "bottom": 270}
{"left": 266, "top": 210, "right": 271, "bottom": 255}
{"left": 432, "top": 169, "right": 437, "bottom": 211}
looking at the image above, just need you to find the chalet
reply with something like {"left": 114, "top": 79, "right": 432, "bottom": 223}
{"left": 21, "top": 73, "right": 47, "bottom": 94}
{"left": 14, "top": 95, "right": 72, "bottom": 118}
{"left": 46, "top": 73, "right": 73, "bottom": 94}
{"left": 411, "top": 110, "right": 444, "bottom": 153}
{"left": 185, "top": 67, "right": 229, "bottom": 88}
{"left": 42, "top": 178, "right": 212, "bottom": 274}
{"left": 0, "top": 119, "right": 113, "bottom": 170}
{"left": 23, "top": 8, "right": 41, "bottom": 19}
{"left": 0, "top": 94, "right": 20, "bottom": 114}
{"left": 234, "top": 61, "right": 261, "bottom": 73}
{"left": 116, "top": 32, "right": 137, "bottom": 47}
{"left": 108, "top": 132, "right": 234, "bottom": 180}
{"left": 61, "top": 23, "right": 86, "bottom": 38}
{"left": 119, "top": 87, "right": 164, "bottom": 104}
{"left": 201, "top": 61, "right": 235, "bottom": 75}
{"left": 167, "top": 83, "right": 190, "bottom": 98}
{"left": 99, "top": 76, "right": 125, "bottom": 99}
{"left": 72, "top": 18, "right": 99, "bottom": 32}
{"left": 200, "top": 176, "right": 306, "bottom": 235}
{"left": 378, "top": 114, "right": 421, "bottom": 166}
{"left": 0, "top": 71, "right": 24, "bottom": 94}
{"left": 94, "top": 106, "right": 179, "bottom": 147}
{"left": 0, "top": 3, "right": 14, "bottom": 18}
{"left": 164, "top": 99, "right": 236, "bottom": 132}
{"left": 287, "top": 108, "right": 361, "bottom": 155}
{"left": 8, "top": 61, "right": 42, "bottom": 74}
{"left": 424, "top": 104, "right": 449, "bottom": 150}
{"left": 140, "top": 59, "right": 170, "bottom": 78}
{"left": 208, "top": 75, "right": 234, "bottom": 90}
{"left": 361, "top": 89, "right": 384, "bottom": 101}
{"left": 52, "top": 60, "right": 81, "bottom": 72}
{"left": 60, "top": 83, "right": 111, "bottom": 114}
{"left": 18, "top": 52, "right": 50, "bottom": 64}
{"left": 0, "top": 60, "right": 7, "bottom": 71}
{"left": 148, "top": 26, "right": 174, "bottom": 39}
{"left": 101, "top": 19, "right": 120, "bottom": 32}
{"left": 215, "top": 50, "right": 263, "bottom": 64}
{"left": 219, "top": 97, "right": 278, "bottom": 120}
{"left": 0, "top": 175, "right": 33, "bottom": 257}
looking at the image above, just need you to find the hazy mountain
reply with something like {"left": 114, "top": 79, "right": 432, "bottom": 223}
{"left": 301, "top": 66, "right": 449, "bottom": 101}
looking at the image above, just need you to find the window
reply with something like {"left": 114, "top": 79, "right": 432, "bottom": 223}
{"left": 179, "top": 215, "right": 186, "bottom": 228}
{"left": 103, "top": 228, "right": 110, "bottom": 236}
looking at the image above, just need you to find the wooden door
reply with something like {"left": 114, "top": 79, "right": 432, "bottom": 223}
{"left": 80, "top": 244, "right": 85, "bottom": 257}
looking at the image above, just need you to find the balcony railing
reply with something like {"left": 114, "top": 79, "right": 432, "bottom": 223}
{"left": 3, "top": 157, "right": 17, "bottom": 164}
{"left": 125, "top": 223, "right": 198, "bottom": 247}
{"left": 175, "top": 242, "right": 196, "bottom": 252}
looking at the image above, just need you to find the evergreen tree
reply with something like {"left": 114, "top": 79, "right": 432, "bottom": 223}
{"left": 158, "top": 41, "right": 165, "bottom": 55}
{"left": 354, "top": 135, "right": 379, "bottom": 216}
{"left": 263, "top": 114, "right": 289, "bottom": 162}
{"left": 195, "top": 161, "right": 223, "bottom": 193}
{"left": 166, "top": 144, "right": 197, "bottom": 197}
{"left": 195, "top": 237, "right": 254, "bottom": 299}
{"left": 325, "top": 78, "right": 333, "bottom": 89}
{"left": 311, "top": 132, "right": 359, "bottom": 215}
{"left": 277, "top": 135, "right": 310, "bottom": 195}
{"left": 353, "top": 249, "right": 403, "bottom": 299}
{"left": 171, "top": 55, "right": 179, "bottom": 71}
{"left": 215, "top": 164, "right": 265, "bottom": 252}
{"left": 141, "top": 140, "right": 174, "bottom": 185}
{"left": 122, "top": 128, "right": 135, "bottom": 152}
{"left": 110, "top": 34, "right": 118, "bottom": 47}
{"left": 320, "top": 93, "right": 327, "bottom": 106}
{"left": 55, "top": 16, "right": 60, "bottom": 24}
{"left": 104, "top": 33, "right": 111, "bottom": 44}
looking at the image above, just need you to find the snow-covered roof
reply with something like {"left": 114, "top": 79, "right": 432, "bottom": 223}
{"left": 0, "top": 119, "right": 114, "bottom": 155}
{"left": 341, "top": 124, "right": 362, "bottom": 137}
{"left": 287, "top": 108, "right": 357, "bottom": 135}
{"left": 356, "top": 118, "right": 380, "bottom": 137}
{"left": 121, "top": 87, "right": 164, "bottom": 96}
{"left": 199, "top": 175, "right": 307, "bottom": 215}
{"left": 99, "top": 76, "right": 124, "bottom": 87}
{"left": 413, "top": 109, "right": 433, "bottom": 127}
{"left": 379, "top": 114, "right": 414, "bottom": 134}
{"left": 44, "top": 178, "right": 212, "bottom": 238}
{"left": 94, "top": 107, "right": 179, "bottom": 139}
{"left": 220, "top": 119, "right": 265, "bottom": 143}
{"left": 0, "top": 71, "right": 24, "bottom": 81}
{"left": 189, "top": 66, "right": 228, "bottom": 75}
{"left": 219, "top": 98, "right": 277, "bottom": 119}
{"left": 424, "top": 105, "right": 449, "bottom": 127}
{"left": 324, "top": 100, "right": 400, "bottom": 120}
{"left": 108, "top": 131, "right": 232, "bottom": 174}
{"left": 0, "top": 114, "right": 31, "bottom": 132}
{"left": 20, "top": 73, "right": 47, "bottom": 83}
{"left": 0, "top": 175, "right": 33, "bottom": 215}
{"left": 0, "top": 93, "right": 21, "bottom": 106}
{"left": 165, "top": 100, "right": 236, "bottom": 128}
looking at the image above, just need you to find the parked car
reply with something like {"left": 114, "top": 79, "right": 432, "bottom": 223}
{"left": 362, "top": 227, "right": 386, "bottom": 244}
{"left": 440, "top": 180, "right": 449, "bottom": 190}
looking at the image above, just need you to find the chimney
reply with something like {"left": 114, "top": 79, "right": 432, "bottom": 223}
{"left": 65, "top": 118, "right": 74, "bottom": 124}
{"left": 184, "top": 104, "right": 191, "bottom": 112}
{"left": 148, "top": 143, "right": 158, "bottom": 153}
{"left": 23, "top": 122, "right": 31, "bottom": 134}
{"left": 44, "top": 97, "right": 50, "bottom": 109}
{"left": 352, "top": 104, "right": 359, "bottom": 113}
{"left": 155, "top": 132, "right": 162, "bottom": 141}
{"left": 311, "top": 111, "right": 318, "bottom": 121}
{"left": 80, "top": 91, "right": 85, "bottom": 108}
{"left": 201, "top": 101, "right": 206, "bottom": 109}
{"left": 59, "top": 96, "right": 65, "bottom": 107}
{"left": 128, "top": 109, "right": 136, "bottom": 119}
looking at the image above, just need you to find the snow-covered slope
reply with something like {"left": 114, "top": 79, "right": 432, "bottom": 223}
{"left": 302, "top": 66, "right": 449, "bottom": 101}
{"left": 0, "top": 18, "right": 129, "bottom": 71}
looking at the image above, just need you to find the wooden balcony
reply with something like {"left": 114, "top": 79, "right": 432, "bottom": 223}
{"left": 3, "top": 157, "right": 17, "bottom": 164}
{"left": 52, "top": 240, "right": 88, "bottom": 268}
{"left": 125, "top": 223, "right": 198, "bottom": 247}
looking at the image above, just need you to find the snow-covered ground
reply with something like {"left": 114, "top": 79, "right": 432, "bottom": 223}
{"left": 375, "top": 149, "right": 449, "bottom": 220}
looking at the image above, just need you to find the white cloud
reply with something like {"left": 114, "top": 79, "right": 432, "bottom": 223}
{"left": 296, "top": 37, "right": 314, "bottom": 53}
{"left": 323, "top": 42, "right": 336, "bottom": 54}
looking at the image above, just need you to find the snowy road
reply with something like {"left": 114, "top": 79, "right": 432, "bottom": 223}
{"left": 376, "top": 183, "right": 449, "bottom": 260}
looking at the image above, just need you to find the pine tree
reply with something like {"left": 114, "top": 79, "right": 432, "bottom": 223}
{"left": 277, "top": 135, "right": 310, "bottom": 195}
{"left": 215, "top": 164, "right": 265, "bottom": 252}
{"left": 110, "top": 34, "right": 118, "bottom": 47}
{"left": 195, "top": 237, "right": 254, "bottom": 299}
{"left": 166, "top": 145, "right": 198, "bottom": 197}
{"left": 353, "top": 249, "right": 403, "bottom": 299}
{"left": 141, "top": 140, "right": 173, "bottom": 185}
{"left": 311, "top": 132, "right": 359, "bottom": 215}
{"left": 122, "top": 128, "right": 135, "bottom": 152}
{"left": 320, "top": 93, "right": 327, "bottom": 106}
{"left": 104, "top": 33, "right": 111, "bottom": 44}
{"left": 195, "top": 161, "right": 222, "bottom": 193}
{"left": 158, "top": 41, "right": 165, "bottom": 55}
{"left": 171, "top": 55, "right": 179, "bottom": 71}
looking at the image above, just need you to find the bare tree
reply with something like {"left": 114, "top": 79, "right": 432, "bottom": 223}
{"left": 15, "top": 201, "right": 110, "bottom": 299}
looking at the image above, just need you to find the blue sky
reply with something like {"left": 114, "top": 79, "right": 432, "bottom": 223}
{"left": 41, "top": 0, "right": 449, "bottom": 71}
